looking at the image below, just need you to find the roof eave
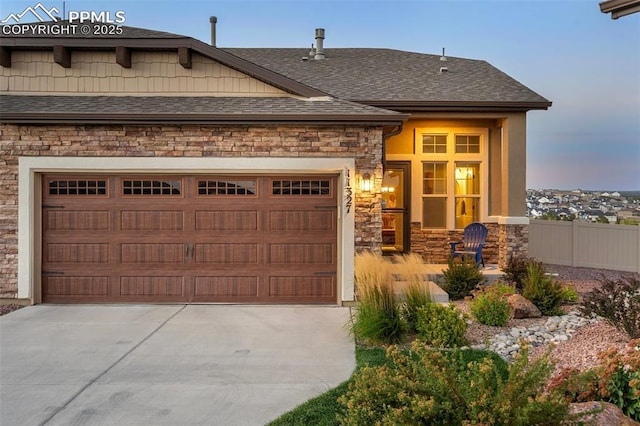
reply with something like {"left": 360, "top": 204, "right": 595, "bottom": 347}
{"left": 0, "top": 112, "right": 409, "bottom": 125}
{"left": 599, "top": 0, "right": 640, "bottom": 18}
{"left": 357, "top": 100, "right": 552, "bottom": 112}
{"left": 0, "top": 36, "right": 326, "bottom": 98}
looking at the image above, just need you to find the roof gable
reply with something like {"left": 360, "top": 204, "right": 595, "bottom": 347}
{"left": 0, "top": 23, "right": 326, "bottom": 98}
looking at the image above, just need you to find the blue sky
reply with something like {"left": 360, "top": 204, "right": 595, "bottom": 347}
{"left": 2, "top": 0, "right": 639, "bottom": 190}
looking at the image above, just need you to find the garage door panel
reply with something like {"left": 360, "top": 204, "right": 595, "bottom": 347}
{"left": 120, "top": 276, "right": 185, "bottom": 296}
{"left": 193, "top": 276, "right": 259, "bottom": 297}
{"left": 269, "top": 243, "right": 335, "bottom": 265}
{"left": 45, "top": 276, "right": 109, "bottom": 296}
{"left": 120, "top": 210, "right": 184, "bottom": 231}
{"left": 194, "top": 243, "right": 259, "bottom": 264}
{"left": 195, "top": 210, "right": 259, "bottom": 231}
{"left": 269, "top": 276, "right": 335, "bottom": 298}
{"left": 45, "top": 210, "right": 110, "bottom": 231}
{"left": 269, "top": 210, "right": 335, "bottom": 232}
{"left": 46, "top": 243, "right": 109, "bottom": 263}
{"left": 120, "top": 243, "right": 185, "bottom": 264}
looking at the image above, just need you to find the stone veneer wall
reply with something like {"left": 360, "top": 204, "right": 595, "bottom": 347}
{"left": 0, "top": 123, "right": 383, "bottom": 299}
{"left": 410, "top": 222, "right": 503, "bottom": 265}
{"left": 498, "top": 224, "right": 528, "bottom": 269}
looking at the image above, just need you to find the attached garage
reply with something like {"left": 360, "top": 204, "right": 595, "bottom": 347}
{"left": 41, "top": 174, "right": 338, "bottom": 304}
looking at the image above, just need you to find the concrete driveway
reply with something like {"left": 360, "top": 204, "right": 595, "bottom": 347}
{"left": 0, "top": 305, "right": 355, "bottom": 425}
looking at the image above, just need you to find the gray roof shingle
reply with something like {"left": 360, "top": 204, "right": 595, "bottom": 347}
{"left": 0, "top": 95, "right": 407, "bottom": 123}
{"left": 223, "top": 48, "right": 551, "bottom": 107}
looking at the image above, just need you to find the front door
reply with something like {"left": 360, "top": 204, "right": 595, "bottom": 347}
{"left": 381, "top": 162, "right": 410, "bottom": 254}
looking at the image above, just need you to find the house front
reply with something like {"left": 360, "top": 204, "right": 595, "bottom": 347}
{"left": 0, "top": 22, "right": 551, "bottom": 306}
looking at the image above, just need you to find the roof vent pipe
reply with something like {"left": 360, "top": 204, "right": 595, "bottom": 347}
{"left": 210, "top": 16, "right": 217, "bottom": 47}
{"left": 440, "top": 47, "right": 447, "bottom": 61}
{"left": 314, "top": 28, "right": 325, "bottom": 59}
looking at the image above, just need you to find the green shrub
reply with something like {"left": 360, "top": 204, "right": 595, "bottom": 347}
{"left": 470, "top": 283, "right": 515, "bottom": 326}
{"left": 441, "top": 256, "right": 486, "bottom": 301}
{"left": 559, "top": 283, "right": 579, "bottom": 304}
{"left": 337, "top": 342, "right": 569, "bottom": 425}
{"left": 580, "top": 275, "right": 640, "bottom": 339}
{"left": 352, "top": 252, "right": 404, "bottom": 345}
{"left": 522, "top": 261, "right": 564, "bottom": 316}
{"left": 549, "top": 339, "right": 640, "bottom": 421}
{"left": 415, "top": 303, "right": 467, "bottom": 348}
{"left": 503, "top": 256, "right": 541, "bottom": 292}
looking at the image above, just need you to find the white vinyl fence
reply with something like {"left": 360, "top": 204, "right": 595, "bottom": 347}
{"left": 529, "top": 219, "right": 640, "bottom": 273}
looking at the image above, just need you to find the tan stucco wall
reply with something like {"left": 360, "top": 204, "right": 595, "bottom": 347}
{"left": 500, "top": 114, "right": 527, "bottom": 217}
{"left": 0, "top": 50, "right": 288, "bottom": 96}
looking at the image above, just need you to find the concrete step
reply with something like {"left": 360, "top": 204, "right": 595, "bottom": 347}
{"left": 389, "top": 264, "right": 505, "bottom": 304}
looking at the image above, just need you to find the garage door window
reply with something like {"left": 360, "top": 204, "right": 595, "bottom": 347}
{"left": 122, "top": 179, "right": 182, "bottom": 196}
{"left": 197, "top": 179, "right": 256, "bottom": 196}
{"left": 48, "top": 179, "right": 107, "bottom": 196}
{"left": 272, "top": 179, "right": 331, "bottom": 196}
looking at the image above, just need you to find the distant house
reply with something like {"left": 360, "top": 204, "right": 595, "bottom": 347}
{"left": 0, "top": 22, "right": 551, "bottom": 305}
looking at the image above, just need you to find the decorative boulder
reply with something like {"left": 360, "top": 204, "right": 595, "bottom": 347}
{"left": 569, "top": 401, "right": 640, "bottom": 426}
{"left": 506, "top": 294, "right": 542, "bottom": 319}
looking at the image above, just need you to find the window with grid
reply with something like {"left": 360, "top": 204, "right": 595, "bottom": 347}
{"left": 419, "top": 131, "right": 484, "bottom": 229}
{"left": 197, "top": 179, "right": 256, "bottom": 196}
{"left": 272, "top": 180, "right": 331, "bottom": 196}
{"left": 48, "top": 179, "right": 107, "bottom": 196}
{"left": 122, "top": 179, "right": 182, "bottom": 196}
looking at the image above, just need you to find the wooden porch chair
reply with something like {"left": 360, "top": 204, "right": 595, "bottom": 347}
{"left": 449, "top": 222, "right": 488, "bottom": 267}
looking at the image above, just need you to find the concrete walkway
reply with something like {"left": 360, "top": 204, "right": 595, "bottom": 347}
{"left": 0, "top": 305, "right": 355, "bottom": 426}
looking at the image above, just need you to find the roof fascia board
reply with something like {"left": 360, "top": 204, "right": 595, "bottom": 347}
{"left": 600, "top": 0, "right": 640, "bottom": 17}
{"left": 360, "top": 100, "right": 552, "bottom": 112}
{"left": 0, "top": 36, "right": 327, "bottom": 98}
{"left": 0, "top": 112, "right": 409, "bottom": 125}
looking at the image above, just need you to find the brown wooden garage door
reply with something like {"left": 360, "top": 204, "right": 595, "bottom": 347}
{"left": 41, "top": 175, "right": 338, "bottom": 304}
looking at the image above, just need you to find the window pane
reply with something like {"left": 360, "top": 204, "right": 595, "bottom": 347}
{"left": 455, "top": 135, "right": 480, "bottom": 153}
{"left": 423, "top": 163, "right": 447, "bottom": 194}
{"left": 422, "top": 198, "right": 446, "bottom": 228}
{"left": 455, "top": 197, "right": 479, "bottom": 229}
{"left": 422, "top": 134, "right": 447, "bottom": 154}
{"left": 454, "top": 163, "right": 480, "bottom": 195}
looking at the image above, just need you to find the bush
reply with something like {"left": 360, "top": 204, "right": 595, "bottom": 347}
{"left": 352, "top": 252, "right": 404, "bottom": 345}
{"left": 470, "top": 283, "right": 515, "bottom": 326}
{"left": 503, "top": 256, "right": 542, "bottom": 292}
{"left": 522, "top": 261, "right": 564, "bottom": 316}
{"left": 441, "top": 256, "right": 486, "bottom": 301}
{"left": 415, "top": 303, "right": 467, "bottom": 348}
{"left": 337, "top": 342, "right": 569, "bottom": 425}
{"left": 580, "top": 275, "right": 640, "bottom": 339}
{"left": 549, "top": 339, "right": 640, "bottom": 421}
{"left": 559, "top": 283, "right": 579, "bottom": 304}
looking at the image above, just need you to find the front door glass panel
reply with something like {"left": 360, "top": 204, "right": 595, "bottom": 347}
{"left": 382, "top": 164, "right": 409, "bottom": 253}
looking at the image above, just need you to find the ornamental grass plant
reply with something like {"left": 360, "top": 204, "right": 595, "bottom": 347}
{"left": 352, "top": 252, "right": 403, "bottom": 345}
{"left": 396, "top": 253, "right": 433, "bottom": 333}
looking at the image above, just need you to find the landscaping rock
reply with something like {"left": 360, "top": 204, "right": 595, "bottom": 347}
{"left": 507, "top": 294, "right": 542, "bottom": 319}
{"left": 568, "top": 401, "right": 640, "bottom": 426}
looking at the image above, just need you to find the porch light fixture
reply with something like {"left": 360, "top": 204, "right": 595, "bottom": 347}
{"left": 360, "top": 172, "right": 373, "bottom": 192}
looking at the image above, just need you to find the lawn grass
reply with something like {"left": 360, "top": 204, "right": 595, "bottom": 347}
{"left": 267, "top": 346, "right": 506, "bottom": 425}
{"left": 267, "top": 347, "right": 387, "bottom": 426}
